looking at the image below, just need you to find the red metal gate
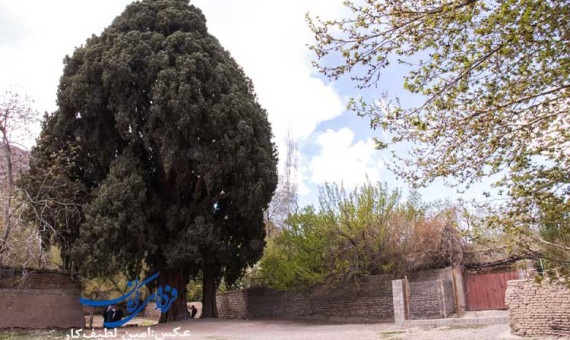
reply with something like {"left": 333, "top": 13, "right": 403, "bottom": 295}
{"left": 465, "top": 271, "right": 519, "bottom": 310}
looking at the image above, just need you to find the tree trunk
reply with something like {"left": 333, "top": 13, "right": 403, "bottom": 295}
{"left": 158, "top": 268, "right": 190, "bottom": 323}
{"left": 201, "top": 263, "right": 219, "bottom": 318}
{"left": 0, "top": 138, "right": 13, "bottom": 266}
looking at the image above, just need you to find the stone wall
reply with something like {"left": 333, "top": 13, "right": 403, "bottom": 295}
{"left": 217, "top": 275, "right": 394, "bottom": 322}
{"left": 0, "top": 267, "right": 84, "bottom": 329}
{"left": 505, "top": 279, "right": 570, "bottom": 337}
{"left": 409, "top": 279, "right": 455, "bottom": 319}
{"left": 409, "top": 266, "right": 466, "bottom": 313}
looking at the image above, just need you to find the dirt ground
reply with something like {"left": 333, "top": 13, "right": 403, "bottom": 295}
{"left": 1, "top": 319, "right": 560, "bottom": 340}
{"left": 83, "top": 314, "right": 158, "bottom": 328}
{"left": 148, "top": 319, "right": 558, "bottom": 340}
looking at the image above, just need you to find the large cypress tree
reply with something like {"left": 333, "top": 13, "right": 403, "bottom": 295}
{"left": 26, "top": 0, "right": 277, "bottom": 321}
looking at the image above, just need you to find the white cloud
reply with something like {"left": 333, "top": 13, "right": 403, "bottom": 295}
{"left": 193, "top": 0, "right": 348, "bottom": 198}
{"left": 192, "top": 0, "right": 346, "bottom": 166}
{"left": 309, "top": 128, "right": 384, "bottom": 189}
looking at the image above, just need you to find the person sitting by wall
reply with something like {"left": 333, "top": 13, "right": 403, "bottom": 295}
{"left": 111, "top": 307, "right": 123, "bottom": 322}
{"left": 102, "top": 305, "right": 114, "bottom": 323}
{"left": 102, "top": 305, "right": 124, "bottom": 324}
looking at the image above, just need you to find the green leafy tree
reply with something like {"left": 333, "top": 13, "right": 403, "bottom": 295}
{"left": 308, "top": 0, "right": 569, "bottom": 260}
{"left": 260, "top": 182, "right": 461, "bottom": 290}
{"left": 23, "top": 0, "right": 277, "bottom": 321}
{"left": 261, "top": 206, "right": 332, "bottom": 290}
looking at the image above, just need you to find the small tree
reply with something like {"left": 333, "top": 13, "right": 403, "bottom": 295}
{"left": 0, "top": 90, "right": 36, "bottom": 265}
{"left": 17, "top": 115, "right": 88, "bottom": 270}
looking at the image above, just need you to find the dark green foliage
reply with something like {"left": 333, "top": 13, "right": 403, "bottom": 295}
{"left": 21, "top": 0, "right": 277, "bottom": 320}
{"left": 74, "top": 155, "right": 148, "bottom": 277}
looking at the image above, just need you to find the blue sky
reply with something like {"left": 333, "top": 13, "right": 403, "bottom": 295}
{"left": 0, "top": 0, "right": 497, "bottom": 208}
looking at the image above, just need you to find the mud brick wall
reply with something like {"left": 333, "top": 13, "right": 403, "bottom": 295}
{"left": 0, "top": 268, "right": 79, "bottom": 290}
{"left": 506, "top": 280, "right": 570, "bottom": 337}
{"left": 217, "top": 275, "right": 394, "bottom": 322}
{"left": 0, "top": 268, "right": 84, "bottom": 329}
{"left": 408, "top": 280, "right": 455, "bottom": 319}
